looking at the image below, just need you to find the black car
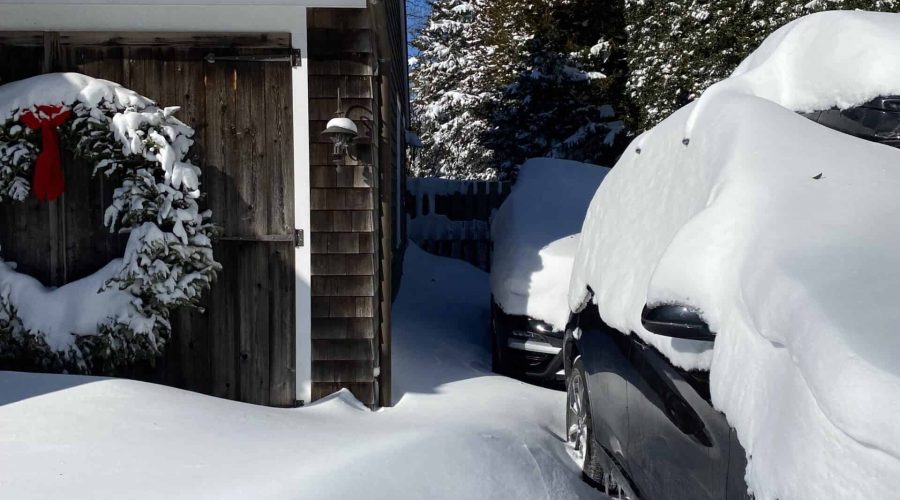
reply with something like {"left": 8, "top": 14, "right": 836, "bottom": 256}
{"left": 488, "top": 159, "right": 608, "bottom": 384}
{"left": 563, "top": 97, "right": 900, "bottom": 500}
{"left": 491, "top": 300, "right": 564, "bottom": 382}
{"left": 563, "top": 299, "right": 751, "bottom": 500}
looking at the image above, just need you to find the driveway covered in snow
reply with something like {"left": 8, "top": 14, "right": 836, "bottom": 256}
{"left": 0, "top": 245, "right": 598, "bottom": 500}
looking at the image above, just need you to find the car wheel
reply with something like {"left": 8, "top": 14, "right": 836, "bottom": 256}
{"left": 567, "top": 356, "right": 633, "bottom": 499}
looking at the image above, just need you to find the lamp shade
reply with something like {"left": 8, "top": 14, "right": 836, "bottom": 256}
{"left": 323, "top": 116, "right": 359, "bottom": 137}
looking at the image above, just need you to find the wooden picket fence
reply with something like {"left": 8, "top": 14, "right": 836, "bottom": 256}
{"left": 406, "top": 178, "right": 512, "bottom": 271}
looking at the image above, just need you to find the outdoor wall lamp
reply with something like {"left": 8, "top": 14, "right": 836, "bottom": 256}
{"left": 322, "top": 89, "right": 373, "bottom": 165}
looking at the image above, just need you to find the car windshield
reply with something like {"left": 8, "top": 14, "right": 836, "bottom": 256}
{"left": 803, "top": 96, "right": 900, "bottom": 148}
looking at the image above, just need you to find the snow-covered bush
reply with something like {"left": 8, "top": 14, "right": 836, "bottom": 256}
{"left": 570, "top": 11, "right": 900, "bottom": 498}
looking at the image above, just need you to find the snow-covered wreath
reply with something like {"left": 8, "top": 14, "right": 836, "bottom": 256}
{"left": 0, "top": 73, "right": 220, "bottom": 373}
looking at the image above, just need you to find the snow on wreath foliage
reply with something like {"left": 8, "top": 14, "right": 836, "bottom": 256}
{"left": 0, "top": 73, "right": 220, "bottom": 373}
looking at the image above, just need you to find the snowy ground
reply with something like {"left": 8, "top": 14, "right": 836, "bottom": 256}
{"left": 0, "top": 245, "right": 600, "bottom": 500}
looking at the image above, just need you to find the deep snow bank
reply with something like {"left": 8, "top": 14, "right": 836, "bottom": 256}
{"left": 491, "top": 158, "right": 608, "bottom": 330}
{"left": 0, "top": 245, "right": 597, "bottom": 500}
{"left": 570, "top": 11, "right": 900, "bottom": 500}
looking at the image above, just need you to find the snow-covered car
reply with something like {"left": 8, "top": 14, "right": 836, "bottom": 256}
{"left": 563, "top": 11, "right": 900, "bottom": 500}
{"left": 489, "top": 158, "right": 609, "bottom": 382}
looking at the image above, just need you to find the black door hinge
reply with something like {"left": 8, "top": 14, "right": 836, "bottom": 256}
{"left": 294, "top": 229, "right": 304, "bottom": 248}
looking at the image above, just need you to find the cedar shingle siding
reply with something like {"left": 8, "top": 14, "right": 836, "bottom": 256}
{"left": 308, "top": 1, "right": 408, "bottom": 408}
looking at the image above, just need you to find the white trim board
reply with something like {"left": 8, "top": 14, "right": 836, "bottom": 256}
{"left": 0, "top": 0, "right": 363, "bottom": 7}
{"left": 292, "top": 19, "right": 313, "bottom": 405}
{"left": 0, "top": 4, "right": 325, "bottom": 32}
{"left": 0, "top": 2, "right": 316, "bottom": 404}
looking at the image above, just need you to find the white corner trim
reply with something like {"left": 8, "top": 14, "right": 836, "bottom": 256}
{"left": 0, "top": 0, "right": 364, "bottom": 8}
{"left": 291, "top": 12, "right": 313, "bottom": 405}
{"left": 0, "top": 4, "right": 355, "bottom": 33}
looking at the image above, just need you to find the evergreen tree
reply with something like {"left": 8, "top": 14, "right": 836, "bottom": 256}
{"left": 409, "top": 0, "right": 498, "bottom": 180}
{"left": 625, "top": 0, "right": 900, "bottom": 132}
{"left": 486, "top": 0, "right": 629, "bottom": 176}
{"left": 410, "top": 0, "right": 630, "bottom": 180}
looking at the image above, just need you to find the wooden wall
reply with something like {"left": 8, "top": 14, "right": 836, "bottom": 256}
{"left": 308, "top": 9, "right": 381, "bottom": 407}
{"left": 374, "top": 0, "right": 410, "bottom": 407}
{"left": 308, "top": 1, "right": 409, "bottom": 408}
{"left": 0, "top": 32, "right": 297, "bottom": 407}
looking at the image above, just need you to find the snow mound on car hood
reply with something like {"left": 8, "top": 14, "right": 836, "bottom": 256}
{"left": 570, "top": 11, "right": 900, "bottom": 499}
{"left": 491, "top": 158, "right": 608, "bottom": 331}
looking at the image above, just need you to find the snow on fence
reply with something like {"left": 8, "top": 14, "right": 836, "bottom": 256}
{"left": 406, "top": 178, "right": 512, "bottom": 271}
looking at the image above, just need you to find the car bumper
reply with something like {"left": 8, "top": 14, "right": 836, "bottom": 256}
{"left": 505, "top": 336, "right": 565, "bottom": 379}
{"left": 492, "top": 302, "right": 565, "bottom": 381}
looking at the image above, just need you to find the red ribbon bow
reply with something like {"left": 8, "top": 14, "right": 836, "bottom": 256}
{"left": 19, "top": 105, "right": 71, "bottom": 202}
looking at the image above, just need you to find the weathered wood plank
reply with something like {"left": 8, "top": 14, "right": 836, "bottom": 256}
{"left": 325, "top": 233, "right": 361, "bottom": 254}
{"left": 312, "top": 275, "right": 374, "bottom": 297}
{"left": 311, "top": 296, "right": 375, "bottom": 318}
{"left": 170, "top": 48, "right": 213, "bottom": 395}
{"left": 309, "top": 98, "right": 372, "bottom": 120}
{"left": 202, "top": 50, "right": 239, "bottom": 401}
{"left": 235, "top": 59, "right": 271, "bottom": 406}
{"left": 310, "top": 165, "right": 337, "bottom": 188}
{"left": 312, "top": 360, "right": 375, "bottom": 383}
{"left": 328, "top": 211, "right": 350, "bottom": 232}
{"left": 307, "top": 29, "right": 374, "bottom": 56}
{"left": 308, "top": 9, "right": 372, "bottom": 30}
{"left": 268, "top": 242, "right": 296, "bottom": 407}
{"left": 311, "top": 318, "right": 375, "bottom": 340}
{"left": 312, "top": 339, "right": 374, "bottom": 362}
{"left": 307, "top": 57, "right": 374, "bottom": 77}
{"left": 311, "top": 254, "right": 374, "bottom": 276}
{"left": 264, "top": 60, "right": 295, "bottom": 408}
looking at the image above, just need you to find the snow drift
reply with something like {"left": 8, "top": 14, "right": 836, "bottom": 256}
{"left": 570, "top": 10, "right": 900, "bottom": 500}
{"left": 491, "top": 158, "right": 608, "bottom": 330}
{"left": 0, "top": 246, "right": 598, "bottom": 500}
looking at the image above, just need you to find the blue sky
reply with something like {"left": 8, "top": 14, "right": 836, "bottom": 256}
{"left": 407, "top": 0, "right": 431, "bottom": 57}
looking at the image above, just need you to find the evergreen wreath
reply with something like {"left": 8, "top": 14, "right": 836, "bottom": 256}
{"left": 0, "top": 73, "right": 220, "bottom": 373}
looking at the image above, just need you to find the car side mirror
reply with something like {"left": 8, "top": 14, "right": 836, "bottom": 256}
{"left": 641, "top": 304, "right": 715, "bottom": 341}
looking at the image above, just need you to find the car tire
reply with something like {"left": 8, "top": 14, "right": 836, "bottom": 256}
{"left": 567, "top": 356, "right": 633, "bottom": 498}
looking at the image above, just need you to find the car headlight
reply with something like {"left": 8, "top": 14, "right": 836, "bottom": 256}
{"left": 526, "top": 318, "right": 553, "bottom": 333}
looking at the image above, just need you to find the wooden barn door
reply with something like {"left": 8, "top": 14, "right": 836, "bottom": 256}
{"left": 0, "top": 32, "right": 298, "bottom": 407}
